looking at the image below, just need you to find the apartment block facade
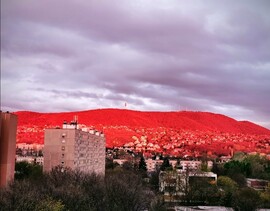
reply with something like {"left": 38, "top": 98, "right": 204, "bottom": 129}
{"left": 0, "top": 112, "right": 18, "bottom": 187}
{"left": 44, "top": 121, "right": 105, "bottom": 175}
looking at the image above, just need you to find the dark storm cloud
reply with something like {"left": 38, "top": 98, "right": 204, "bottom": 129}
{"left": 1, "top": 0, "right": 270, "bottom": 128}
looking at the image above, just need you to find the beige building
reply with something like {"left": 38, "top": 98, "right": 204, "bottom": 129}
{"left": 159, "top": 170, "right": 217, "bottom": 202}
{"left": 0, "top": 112, "right": 18, "bottom": 188}
{"left": 43, "top": 120, "right": 105, "bottom": 175}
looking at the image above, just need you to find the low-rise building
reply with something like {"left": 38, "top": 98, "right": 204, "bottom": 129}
{"left": 246, "top": 178, "right": 269, "bottom": 191}
{"left": 159, "top": 170, "right": 217, "bottom": 202}
{"left": 146, "top": 159, "right": 163, "bottom": 172}
{"left": 113, "top": 159, "right": 127, "bottom": 166}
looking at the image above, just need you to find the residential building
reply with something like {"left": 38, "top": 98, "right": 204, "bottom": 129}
{"left": 113, "top": 159, "right": 128, "bottom": 166}
{"left": 246, "top": 178, "right": 269, "bottom": 191}
{"left": 43, "top": 119, "right": 105, "bottom": 175}
{"left": 159, "top": 170, "right": 217, "bottom": 202}
{"left": 15, "top": 155, "right": 44, "bottom": 165}
{"left": 178, "top": 160, "right": 213, "bottom": 171}
{"left": 0, "top": 111, "right": 18, "bottom": 187}
{"left": 146, "top": 159, "right": 163, "bottom": 172}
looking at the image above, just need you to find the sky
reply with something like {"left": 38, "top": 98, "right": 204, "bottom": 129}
{"left": 1, "top": 0, "right": 270, "bottom": 128}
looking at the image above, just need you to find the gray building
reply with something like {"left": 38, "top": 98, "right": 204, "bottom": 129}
{"left": 43, "top": 119, "right": 105, "bottom": 175}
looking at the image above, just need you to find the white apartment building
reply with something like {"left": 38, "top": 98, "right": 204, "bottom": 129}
{"left": 43, "top": 120, "right": 105, "bottom": 175}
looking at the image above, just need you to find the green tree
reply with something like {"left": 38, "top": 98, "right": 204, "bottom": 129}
{"left": 217, "top": 176, "right": 238, "bottom": 207}
{"left": 260, "top": 183, "right": 270, "bottom": 208}
{"left": 243, "top": 154, "right": 270, "bottom": 180}
{"left": 160, "top": 157, "right": 172, "bottom": 171}
{"left": 138, "top": 156, "right": 147, "bottom": 172}
{"left": 224, "top": 160, "right": 249, "bottom": 186}
{"left": 1, "top": 166, "right": 159, "bottom": 211}
{"left": 149, "top": 170, "right": 160, "bottom": 192}
{"left": 105, "top": 171, "right": 153, "bottom": 211}
{"left": 15, "top": 161, "right": 42, "bottom": 180}
{"left": 218, "top": 176, "right": 238, "bottom": 191}
{"left": 149, "top": 196, "right": 166, "bottom": 211}
{"left": 233, "top": 187, "right": 261, "bottom": 211}
{"left": 35, "top": 197, "right": 64, "bottom": 211}
{"left": 122, "top": 161, "right": 134, "bottom": 171}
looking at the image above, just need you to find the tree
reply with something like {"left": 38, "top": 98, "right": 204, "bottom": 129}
{"left": 260, "top": 183, "right": 270, "bottom": 208}
{"left": 105, "top": 171, "right": 153, "bottom": 211}
{"left": 1, "top": 166, "right": 159, "bottom": 211}
{"left": 149, "top": 170, "right": 160, "bottom": 192}
{"left": 122, "top": 161, "right": 134, "bottom": 171}
{"left": 212, "top": 161, "right": 225, "bottom": 176}
{"left": 149, "top": 196, "right": 166, "bottom": 211}
{"left": 243, "top": 154, "right": 270, "bottom": 180}
{"left": 218, "top": 176, "right": 238, "bottom": 191}
{"left": 188, "top": 176, "right": 220, "bottom": 205}
{"left": 233, "top": 187, "right": 261, "bottom": 211}
{"left": 138, "top": 156, "right": 147, "bottom": 172}
{"left": 35, "top": 197, "right": 64, "bottom": 211}
{"left": 223, "top": 160, "right": 249, "bottom": 186}
{"left": 15, "top": 161, "right": 42, "bottom": 180}
{"left": 160, "top": 157, "right": 172, "bottom": 171}
{"left": 217, "top": 176, "right": 238, "bottom": 207}
{"left": 105, "top": 158, "right": 119, "bottom": 170}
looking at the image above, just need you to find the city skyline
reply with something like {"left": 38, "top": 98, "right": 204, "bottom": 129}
{"left": 1, "top": 0, "right": 270, "bottom": 128}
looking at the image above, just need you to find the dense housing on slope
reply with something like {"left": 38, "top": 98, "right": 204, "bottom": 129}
{"left": 43, "top": 118, "right": 105, "bottom": 175}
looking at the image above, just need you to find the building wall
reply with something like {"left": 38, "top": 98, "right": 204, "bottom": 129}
{"left": 74, "top": 130, "right": 105, "bottom": 174}
{"left": 146, "top": 159, "right": 163, "bottom": 172}
{"left": 44, "top": 129, "right": 76, "bottom": 171}
{"left": 44, "top": 127, "right": 105, "bottom": 175}
{"left": 0, "top": 112, "right": 18, "bottom": 188}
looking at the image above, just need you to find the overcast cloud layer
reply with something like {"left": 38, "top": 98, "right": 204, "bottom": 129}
{"left": 1, "top": 0, "right": 270, "bottom": 128}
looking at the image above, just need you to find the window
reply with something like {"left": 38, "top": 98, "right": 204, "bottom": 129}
{"left": 61, "top": 153, "right": 65, "bottom": 158}
{"left": 62, "top": 133, "right": 66, "bottom": 138}
{"left": 61, "top": 146, "right": 65, "bottom": 151}
{"left": 62, "top": 139, "right": 66, "bottom": 143}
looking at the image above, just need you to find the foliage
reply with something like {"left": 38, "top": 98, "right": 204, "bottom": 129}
{"left": 223, "top": 160, "right": 249, "bottom": 186}
{"left": 15, "top": 161, "right": 42, "bottom": 180}
{"left": 138, "top": 156, "right": 147, "bottom": 172}
{"left": 188, "top": 177, "right": 220, "bottom": 205}
{"left": 201, "top": 162, "right": 209, "bottom": 172}
{"left": 149, "top": 170, "right": 160, "bottom": 192}
{"left": 35, "top": 197, "right": 64, "bottom": 211}
{"left": 224, "top": 160, "right": 251, "bottom": 177}
{"left": 260, "top": 184, "right": 270, "bottom": 208}
{"left": 160, "top": 157, "right": 172, "bottom": 171}
{"left": 233, "top": 187, "right": 261, "bottom": 211}
{"left": 1, "top": 166, "right": 155, "bottom": 211}
{"left": 105, "top": 171, "right": 153, "bottom": 211}
{"left": 149, "top": 196, "right": 167, "bottom": 211}
{"left": 217, "top": 176, "right": 238, "bottom": 207}
{"left": 243, "top": 154, "right": 270, "bottom": 180}
{"left": 122, "top": 160, "right": 134, "bottom": 171}
{"left": 212, "top": 162, "right": 225, "bottom": 176}
{"left": 217, "top": 176, "right": 238, "bottom": 191}
{"left": 105, "top": 158, "right": 119, "bottom": 170}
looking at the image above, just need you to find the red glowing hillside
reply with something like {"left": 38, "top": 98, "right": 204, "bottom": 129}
{"left": 15, "top": 109, "right": 270, "bottom": 157}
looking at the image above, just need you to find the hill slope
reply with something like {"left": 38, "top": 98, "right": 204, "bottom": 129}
{"left": 15, "top": 109, "right": 270, "bottom": 157}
